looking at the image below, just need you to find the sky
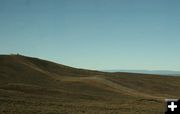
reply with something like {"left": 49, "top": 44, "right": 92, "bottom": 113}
{"left": 0, "top": 0, "right": 180, "bottom": 71}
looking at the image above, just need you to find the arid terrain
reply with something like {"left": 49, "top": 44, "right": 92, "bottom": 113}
{"left": 0, "top": 55, "right": 180, "bottom": 114}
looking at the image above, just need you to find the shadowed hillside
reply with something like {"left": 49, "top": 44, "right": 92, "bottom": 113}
{"left": 0, "top": 55, "right": 180, "bottom": 114}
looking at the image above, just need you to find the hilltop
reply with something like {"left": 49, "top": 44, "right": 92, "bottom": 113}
{"left": 0, "top": 54, "right": 180, "bottom": 114}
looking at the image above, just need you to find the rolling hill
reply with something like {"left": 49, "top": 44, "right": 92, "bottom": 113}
{"left": 104, "top": 69, "right": 180, "bottom": 76}
{"left": 0, "top": 54, "right": 180, "bottom": 114}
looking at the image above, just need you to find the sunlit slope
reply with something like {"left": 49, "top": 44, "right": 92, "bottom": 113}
{"left": 0, "top": 55, "right": 180, "bottom": 114}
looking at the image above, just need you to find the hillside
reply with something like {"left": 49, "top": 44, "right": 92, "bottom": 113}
{"left": 0, "top": 55, "right": 180, "bottom": 114}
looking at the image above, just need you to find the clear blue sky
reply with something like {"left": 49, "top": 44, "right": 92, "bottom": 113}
{"left": 0, "top": 0, "right": 180, "bottom": 71}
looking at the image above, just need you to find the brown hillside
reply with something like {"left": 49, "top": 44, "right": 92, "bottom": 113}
{"left": 0, "top": 54, "right": 180, "bottom": 114}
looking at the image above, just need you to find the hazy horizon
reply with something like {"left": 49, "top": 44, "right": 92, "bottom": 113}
{"left": 0, "top": 0, "right": 180, "bottom": 71}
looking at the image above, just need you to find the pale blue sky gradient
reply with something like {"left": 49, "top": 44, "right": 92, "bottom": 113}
{"left": 0, "top": 0, "right": 180, "bottom": 70}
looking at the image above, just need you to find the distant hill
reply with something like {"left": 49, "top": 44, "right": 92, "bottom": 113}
{"left": 0, "top": 54, "right": 180, "bottom": 114}
{"left": 104, "top": 69, "right": 180, "bottom": 76}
